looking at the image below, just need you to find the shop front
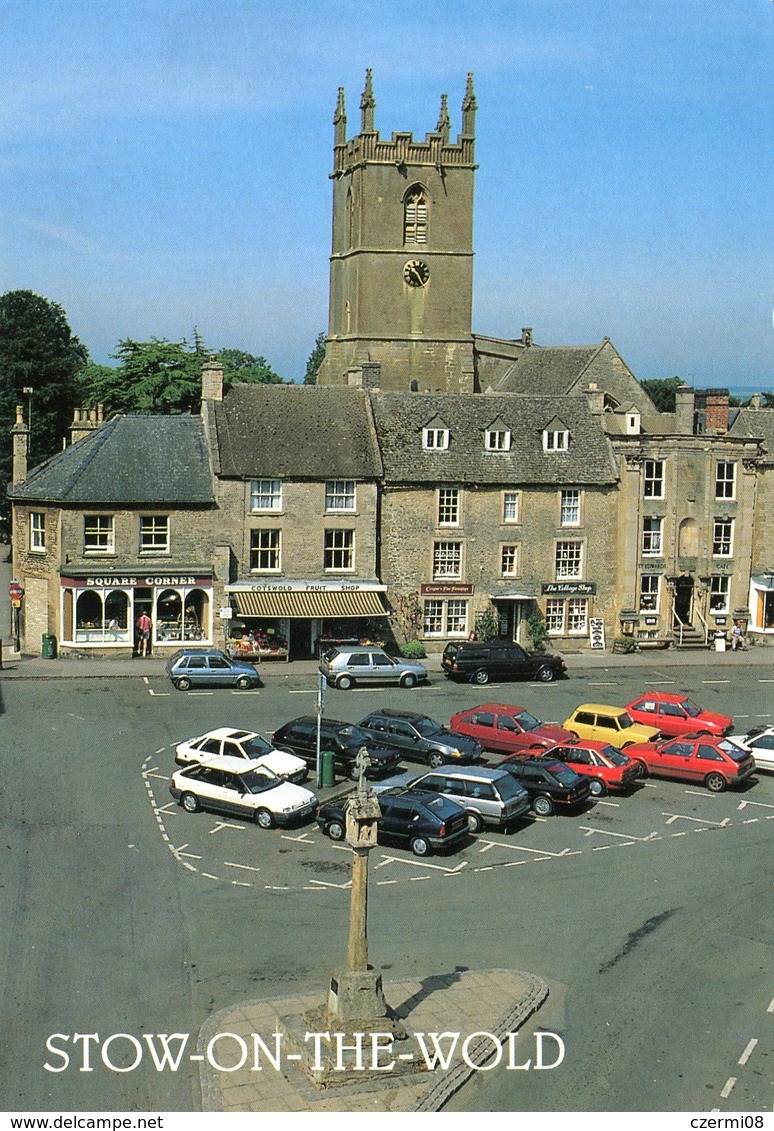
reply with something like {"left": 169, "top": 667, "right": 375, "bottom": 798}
{"left": 60, "top": 569, "right": 215, "bottom": 653}
{"left": 225, "top": 579, "right": 390, "bottom": 661}
{"left": 750, "top": 572, "right": 774, "bottom": 636}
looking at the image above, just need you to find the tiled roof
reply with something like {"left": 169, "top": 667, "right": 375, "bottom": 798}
{"left": 368, "top": 392, "right": 619, "bottom": 485}
{"left": 213, "top": 384, "right": 382, "bottom": 479}
{"left": 8, "top": 415, "right": 215, "bottom": 505}
{"left": 728, "top": 407, "right": 774, "bottom": 450}
{"left": 486, "top": 346, "right": 601, "bottom": 395}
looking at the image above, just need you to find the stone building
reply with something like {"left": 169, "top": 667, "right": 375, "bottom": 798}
{"left": 728, "top": 402, "right": 774, "bottom": 635}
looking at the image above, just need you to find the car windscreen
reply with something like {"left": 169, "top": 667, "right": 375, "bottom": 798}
{"left": 601, "top": 746, "right": 629, "bottom": 766}
{"left": 681, "top": 699, "right": 701, "bottom": 717}
{"left": 241, "top": 736, "right": 273, "bottom": 757}
{"left": 493, "top": 773, "right": 527, "bottom": 801}
{"left": 515, "top": 710, "right": 541, "bottom": 731}
{"left": 547, "top": 764, "right": 582, "bottom": 786}
{"left": 618, "top": 714, "right": 635, "bottom": 728}
{"left": 414, "top": 718, "right": 444, "bottom": 737}
{"left": 718, "top": 739, "right": 751, "bottom": 763}
{"left": 239, "top": 769, "right": 281, "bottom": 793}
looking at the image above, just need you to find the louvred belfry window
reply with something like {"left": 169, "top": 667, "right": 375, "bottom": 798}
{"left": 404, "top": 188, "right": 428, "bottom": 245}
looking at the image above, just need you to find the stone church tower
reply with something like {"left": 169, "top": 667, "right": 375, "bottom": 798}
{"left": 316, "top": 70, "right": 477, "bottom": 393}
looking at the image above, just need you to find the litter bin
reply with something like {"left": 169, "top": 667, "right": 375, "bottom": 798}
{"left": 42, "top": 632, "right": 57, "bottom": 659}
{"left": 320, "top": 749, "right": 336, "bottom": 788}
{"left": 714, "top": 633, "right": 726, "bottom": 653}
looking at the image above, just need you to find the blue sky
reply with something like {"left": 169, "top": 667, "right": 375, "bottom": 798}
{"left": 1, "top": 0, "right": 772, "bottom": 393}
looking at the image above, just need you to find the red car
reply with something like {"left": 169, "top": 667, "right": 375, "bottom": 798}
{"left": 623, "top": 734, "right": 755, "bottom": 792}
{"left": 542, "top": 739, "right": 642, "bottom": 796}
{"left": 449, "top": 703, "right": 573, "bottom": 756}
{"left": 625, "top": 692, "right": 732, "bottom": 738}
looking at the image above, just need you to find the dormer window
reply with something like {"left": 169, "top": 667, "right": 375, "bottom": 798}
{"left": 543, "top": 428, "right": 569, "bottom": 452}
{"left": 423, "top": 424, "right": 449, "bottom": 451}
{"left": 485, "top": 427, "right": 511, "bottom": 452}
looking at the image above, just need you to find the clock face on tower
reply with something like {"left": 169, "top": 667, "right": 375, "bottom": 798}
{"left": 403, "top": 259, "right": 430, "bottom": 287}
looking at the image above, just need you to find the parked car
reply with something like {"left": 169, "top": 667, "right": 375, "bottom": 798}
{"left": 730, "top": 725, "right": 774, "bottom": 772}
{"left": 562, "top": 703, "right": 660, "bottom": 749}
{"left": 625, "top": 692, "right": 732, "bottom": 738}
{"left": 174, "top": 727, "right": 308, "bottom": 782}
{"left": 539, "top": 739, "right": 641, "bottom": 796}
{"left": 165, "top": 648, "right": 261, "bottom": 691}
{"left": 623, "top": 734, "right": 756, "bottom": 792}
{"left": 316, "top": 788, "right": 469, "bottom": 857}
{"left": 169, "top": 760, "right": 317, "bottom": 827}
{"left": 271, "top": 716, "right": 402, "bottom": 779}
{"left": 318, "top": 645, "right": 428, "bottom": 690}
{"left": 356, "top": 709, "right": 482, "bottom": 767}
{"left": 372, "top": 765, "right": 531, "bottom": 832}
{"left": 441, "top": 641, "right": 567, "bottom": 685}
{"left": 449, "top": 703, "right": 573, "bottom": 755}
{"left": 497, "top": 757, "right": 592, "bottom": 816}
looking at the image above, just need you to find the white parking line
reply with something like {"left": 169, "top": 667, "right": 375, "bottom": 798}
{"left": 208, "top": 821, "right": 245, "bottom": 835}
{"left": 738, "top": 1038, "right": 758, "bottom": 1065}
{"left": 663, "top": 813, "right": 730, "bottom": 827}
{"left": 579, "top": 826, "right": 660, "bottom": 843}
{"left": 479, "top": 838, "right": 577, "bottom": 858}
{"left": 720, "top": 1077, "right": 736, "bottom": 1099}
{"left": 376, "top": 854, "right": 468, "bottom": 874}
{"left": 224, "top": 861, "right": 261, "bottom": 873}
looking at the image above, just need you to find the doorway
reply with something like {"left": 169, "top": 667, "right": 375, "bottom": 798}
{"left": 674, "top": 576, "right": 694, "bottom": 626}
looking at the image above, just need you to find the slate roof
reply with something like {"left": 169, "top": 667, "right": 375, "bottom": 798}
{"left": 728, "top": 407, "right": 774, "bottom": 452}
{"left": 487, "top": 346, "right": 601, "bottom": 396}
{"left": 368, "top": 392, "right": 619, "bottom": 485}
{"left": 213, "top": 384, "right": 382, "bottom": 479}
{"left": 8, "top": 415, "right": 215, "bottom": 506}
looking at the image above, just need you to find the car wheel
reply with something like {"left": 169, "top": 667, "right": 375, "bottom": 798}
{"left": 326, "top": 820, "right": 345, "bottom": 841}
{"left": 537, "top": 666, "right": 556, "bottom": 683}
{"left": 472, "top": 668, "right": 490, "bottom": 685}
{"left": 336, "top": 675, "right": 353, "bottom": 690}
{"left": 621, "top": 741, "right": 634, "bottom": 750}
{"left": 399, "top": 673, "right": 417, "bottom": 689}
{"left": 466, "top": 810, "right": 483, "bottom": 833}
{"left": 236, "top": 675, "right": 252, "bottom": 690}
{"left": 635, "top": 760, "right": 649, "bottom": 778}
{"left": 428, "top": 752, "right": 445, "bottom": 769}
{"left": 174, "top": 676, "right": 192, "bottom": 691}
{"left": 410, "top": 836, "right": 430, "bottom": 857}
{"left": 180, "top": 791, "right": 200, "bottom": 813}
{"left": 588, "top": 778, "right": 605, "bottom": 797}
{"left": 705, "top": 772, "right": 727, "bottom": 793}
{"left": 255, "top": 808, "right": 274, "bottom": 829}
{"left": 532, "top": 795, "right": 554, "bottom": 817}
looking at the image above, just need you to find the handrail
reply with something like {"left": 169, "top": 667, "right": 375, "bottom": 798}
{"left": 694, "top": 608, "right": 709, "bottom": 644}
{"left": 672, "top": 611, "right": 687, "bottom": 646}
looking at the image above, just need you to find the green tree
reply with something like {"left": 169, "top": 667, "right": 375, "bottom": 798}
{"left": 108, "top": 336, "right": 209, "bottom": 415}
{"left": 218, "top": 348, "right": 285, "bottom": 387}
{"left": 640, "top": 376, "right": 685, "bottom": 413}
{"left": 0, "top": 290, "right": 88, "bottom": 530}
{"left": 304, "top": 331, "right": 326, "bottom": 385}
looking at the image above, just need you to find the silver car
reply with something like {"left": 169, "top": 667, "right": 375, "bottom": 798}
{"left": 373, "top": 765, "right": 531, "bottom": 833}
{"left": 318, "top": 645, "right": 428, "bottom": 690}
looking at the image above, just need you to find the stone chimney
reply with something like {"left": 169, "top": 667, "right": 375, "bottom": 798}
{"left": 748, "top": 392, "right": 761, "bottom": 409}
{"left": 674, "top": 385, "right": 695, "bottom": 434}
{"left": 201, "top": 355, "right": 224, "bottom": 402}
{"left": 71, "top": 404, "right": 104, "bottom": 445}
{"left": 704, "top": 389, "right": 729, "bottom": 434}
{"left": 521, "top": 327, "right": 533, "bottom": 348}
{"left": 11, "top": 405, "right": 29, "bottom": 484}
{"left": 584, "top": 381, "right": 605, "bottom": 415}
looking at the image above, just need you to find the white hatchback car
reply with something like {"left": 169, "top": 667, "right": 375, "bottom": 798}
{"left": 175, "top": 727, "right": 308, "bottom": 782}
{"left": 731, "top": 725, "right": 774, "bottom": 772}
{"left": 169, "top": 760, "right": 317, "bottom": 828}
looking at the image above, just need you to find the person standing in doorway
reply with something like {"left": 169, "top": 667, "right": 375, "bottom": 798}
{"left": 136, "top": 611, "right": 152, "bottom": 656}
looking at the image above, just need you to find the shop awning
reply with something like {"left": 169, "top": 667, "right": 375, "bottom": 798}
{"left": 231, "top": 589, "right": 389, "bottom": 620}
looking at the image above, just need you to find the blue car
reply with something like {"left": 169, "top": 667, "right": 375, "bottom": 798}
{"left": 165, "top": 648, "right": 261, "bottom": 691}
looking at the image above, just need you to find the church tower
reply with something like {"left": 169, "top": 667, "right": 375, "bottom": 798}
{"left": 316, "top": 71, "right": 477, "bottom": 393}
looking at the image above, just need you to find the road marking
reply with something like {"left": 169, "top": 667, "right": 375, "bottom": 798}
{"left": 738, "top": 1038, "right": 757, "bottom": 1065}
{"left": 208, "top": 821, "right": 245, "bottom": 834}
{"left": 147, "top": 689, "right": 171, "bottom": 696}
{"left": 224, "top": 861, "right": 261, "bottom": 873}
{"left": 376, "top": 854, "right": 469, "bottom": 874}
{"left": 767, "top": 997, "right": 774, "bottom": 1013}
{"left": 230, "top": 690, "right": 261, "bottom": 695}
{"left": 579, "top": 826, "right": 660, "bottom": 843}
{"left": 737, "top": 798, "right": 774, "bottom": 811}
{"left": 720, "top": 1077, "right": 736, "bottom": 1099}
{"left": 588, "top": 681, "right": 618, "bottom": 686}
{"left": 173, "top": 846, "right": 202, "bottom": 860}
{"left": 201, "top": 872, "right": 220, "bottom": 880}
{"left": 663, "top": 813, "right": 730, "bottom": 827}
{"left": 305, "top": 878, "right": 352, "bottom": 890}
{"left": 479, "top": 838, "right": 577, "bottom": 858}
{"left": 280, "top": 831, "right": 316, "bottom": 843}
{"left": 231, "top": 880, "right": 252, "bottom": 888}
{"left": 188, "top": 691, "right": 214, "bottom": 696}
{"left": 702, "top": 680, "right": 731, "bottom": 685}
{"left": 289, "top": 689, "right": 318, "bottom": 694}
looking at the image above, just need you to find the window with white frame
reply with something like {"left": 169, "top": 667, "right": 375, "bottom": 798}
{"left": 423, "top": 425, "right": 449, "bottom": 451}
{"left": 643, "top": 459, "right": 665, "bottom": 499}
{"left": 715, "top": 462, "right": 736, "bottom": 500}
{"left": 325, "top": 480, "right": 356, "bottom": 512}
{"left": 437, "top": 487, "right": 460, "bottom": 526}
{"left": 423, "top": 599, "right": 444, "bottom": 636}
{"left": 567, "top": 597, "right": 589, "bottom": 634}
{"left": 84, "top": 515, "right": 115, "bottom": 554}
{"left": 709, "top": 575, "right": 730, "bottom": 613}
{"left": 324, "top": 528, "right": 354, "bottom": 571}
{"left": 502, "top": 491, "right": 520, "bottom": 523}
{"left": 139, "top": 515, "right": 170, "bottom": 554}
{"left": 422, "top": 598, "right": 468, "bottom": 637}
{"left": 641, "top": 516, "right": 663, "bottom": 556}
{"left": 501, "top": 545, "right": 519, "bottom": 577}
{"left": 250, "top": 529, "right": 281, "bottom": 572}
{"left": 555, "top": 541, "right": 583, "bottom": 579}
{"left": 543, "top": 428, "right": 569, "bottom": 452}
{"left": 560, "top": 489, "right": 581, "bottom": 526}
{"left": 485, "top": 427, "right": 511, "bottom": 451}
{"left": 250, "top": 479, "right": 282, "bottom": 512}
{"left": 639, "top": 573, "right": 660, "bottom": 611}
{"left": 545, "top": 598, "right": 565, "bottom": 634}
{"left": 712, "top": 518, "right": 733, "bottom": 557}
{"left": 432, "top": 541, "right": 462, "bottom": 580}
{"left": 30, "top": 512, "right": 46, "bottom": 552}
{"left": 446, "top": 599, "right": 468, "bottom": 636}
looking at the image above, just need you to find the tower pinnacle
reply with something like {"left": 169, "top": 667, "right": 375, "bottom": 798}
{"left": 334, "top": 86, "right": 347, "bottom": 148}
{"left": 461, "top": 72, "right": 477, "bottom": 137}
{"left": 360, "top": 67, "right": 376, "bottom": 133}
{"left": 436, "top": 93, "right": 451, "bottom": 142}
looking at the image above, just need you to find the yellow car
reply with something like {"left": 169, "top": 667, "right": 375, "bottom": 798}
{"left": 562, "top": 703, "right": 660, "bottom": 749}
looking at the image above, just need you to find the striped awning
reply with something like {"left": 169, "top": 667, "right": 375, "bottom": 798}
{"left": 231, "top": 589, "right": 389, "bottom": 620}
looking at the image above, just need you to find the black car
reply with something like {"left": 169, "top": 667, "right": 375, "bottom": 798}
{"left": 356, "top": 709, "right": 482, "bottom": 767}
{"left": 497, "top": 757, "right": 592, "bottom": 816}
{"left": 316, "top": 788, "right": 469, "bottom": 856}
{"left": 441, "top": 641, "right": 567, "bottom": 686}
{"left": 271, "top": 716, "right": 401, "bottom": 779}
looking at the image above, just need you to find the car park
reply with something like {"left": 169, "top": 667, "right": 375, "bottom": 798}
{"left": 356, "top": 709, "right": 482, "bottom": 767}
{"left": 441, "top": 641, "right": 567, "bottom": 685}
{"left": 562, "top": 703, "right": 660, "bottom": 749}
{"left": 169, "top": 760, "right": 317, "bottom": 827}
{"left": 318, "top": 645, "right": 428, "bottom": 690}
{"left": 271, "top": 716, "right": 402, "bottom": 779}
{"left": 372, "top": 765, "right": 531, "bottom": 832}
{"left": 730, "top": 725, "right": 774, "bottom": 772}
{"left": 497, "top": 757, "right": 592, "bottom": 815}
{"left": 165, "top": 648, "right": 261, "bottom": 691}
{"left": 316, "top": 788, "right": 469, "bottom": 857}
{"left": 449, "top": 703, "right": 573, "bottom": 755}
{"left": 625, "top": 692, "right": 732, "bottom": 738}
{"left": 540, "top": 739, "right": 641, "bottom": 796}
{"left": 174, "top": 727, "right": 308, "bottom": 782}
{"left": 622, "top": 734, "right": 756, "bottom": 792}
